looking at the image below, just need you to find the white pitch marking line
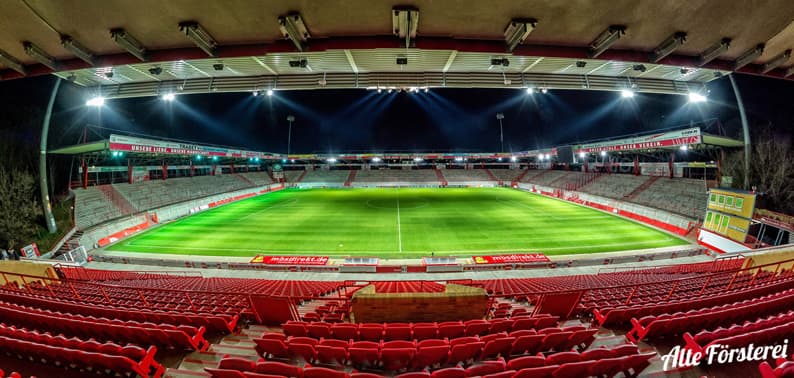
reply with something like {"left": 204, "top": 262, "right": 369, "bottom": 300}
{"left": 396, "top": 189, "right": 403, "bottom": 253}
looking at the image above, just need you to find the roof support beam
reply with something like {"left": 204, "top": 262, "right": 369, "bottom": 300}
{"left": 344, "top": 49, "right": 359, "bottom": 73}
{"left": 442, "top": 50, "right": 457, "bottom": 73}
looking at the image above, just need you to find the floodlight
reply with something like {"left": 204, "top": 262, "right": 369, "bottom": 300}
{"left": 148, "top": 66, "right": 162, "bottom": 75}
{"left": 195, "top": 154, "right": 202, "bottom": 160}
{"left": 213, "top": 63, "right": 224, "bottom": 71}
{"left": 372, "top": 157, "right": 382, "bottom": 163}
{"left": 289, "top": 58, "right": 308, "bottom": 68}
{"left": 620, "top": 89, "right": 635, "bottom": 98}
{"left": 576, "top": 61, "right": 587, "bottom": 68}
{"left": 698, "top": 38, "right": 731, "bottom": 66}
{"left": 110, "top": 28, "right": 147, "bottom": 61}
{"left": 282, "top": 158, "right": 287, "bottom": 163}
{"left": 255, "top": 157, "right": 260, "bottom": 162}
{"left": 540, "top": 88, "right": 548, "bottom": 94}
{"left": 650, "top": 32, "right": 687, "bottom": 62}
{"left": 414, "top": 157, "right": 423, "bottom": 162}
{"left": 392, "top": 7, "right": 419, "bottom": 47}
{"left": 680, "top": 144, "right": 689, "bottom": 151}
{"left": 60, "top": 35, "right": 95, "bottom": 65}
{"left": 733, "top": 43, "right": 765, "bottom": 70}
{"left": 491, "top": 57, "right": 510, "bottom": 67}
{"left": 454, "top": 157, "right": 464, "bottom": 162}
{"left": 0, "top": 49, "right": 26, "bottom": 75}
{"left": 377, "top": 88, "right": 382, "bottom": 93}
{"left": 327, "top": 158, "right": 337, "bottom": 163}
{"left": 510, "top": 156, "right": 517, "bottom": 162}
{"left": 497, "top": 157, "right": 503, "bottom": 162}
{"left": 588, "top": 25, "right": 626, "bottom": 58}
{"left": 23, "top": 42, "right": 57, "bottom": 70}
{"left": 162, "top": 93, "right": 175, "bottom": 101}
{"left": 600, "top": 151, "right": 607, "bottom": 157}
{"left": 632, "top": 64, "right": 646, "bottom": 72}
{"left": 761, "top": 49, "right": 792, "bottom": 73}
{"left": 526, "top": 87, "right": 534, "bottom": 94}
{"left": 266, "top": 89, "right": 274, "bottom": 96}
{"left": 423, "top": 87, "right": 429, "bottom": 93}
{"left": 86, "top": 96, "right": 105, "bottom": 107}
{"left": 179, "top": 21, "right": 218, "bottom": 57}
{"left": 688, "top": 92, "right": 707, "bottom": 103}
{"left": 579, "top": 152, "right": 586, "bottom": 158}
{"left": 387, "top": 89, "right": 393, "bottom": 93}
{"left": 252, "top": 91, "right": 259, "bottom": 96}
{"left": 278, "top": 12, "right": 311, "bottom": 51}
{"left": 504, "top": 19, "right": 536, "bottom": 52}
{"left": 212, "top": 156, "right": 218, "bottom": 161}
{"left": 545, "top": 154, "right": 551, "bottom": 160}
{"left": 396, "top": 57, "right": 408, "bottom": 65}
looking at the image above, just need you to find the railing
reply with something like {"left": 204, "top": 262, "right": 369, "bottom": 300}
{"left": 595, "top": 254, "right": 744, "bottom": 275}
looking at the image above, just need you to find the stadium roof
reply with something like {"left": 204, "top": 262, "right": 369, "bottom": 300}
{"left": 2, "top": 1, "right": 794, "bottom": 98}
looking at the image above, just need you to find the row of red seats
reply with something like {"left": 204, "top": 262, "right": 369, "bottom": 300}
{"left": 626, "top": 289, "right": 794, "bottom": 342}
{"left": 208, "top": 345, "right": 653, "bottom": 378}
{"left": 0, "top": 371, "right": 30, "bottom": 378}
{"left": 0, "top": 300, "right": 208, "bottom": 351}
{"left": 0, "top": 288, "right": 238, "bottom": 333}
{"left": 0, "top": 335, "right": 162, "bottom": 378}
{"left": 0, "top": 323, "right": 162, "bottom": 375}
{"left": 684, "top": 319, "right": 794, "bottom": 359}
{"left": 760, "top": 355, "right": 794, "bottom": 378}
{"left": 686, "top": 310, "right": 794, "bottom": 347}
{"left": 371, "top": 281, "right": 446, "bottom": 293}
{"left": 593, "top": 277, "right": 794, "bottom": 327}
{"left": 282, "top": 316, "right": 559, "bottom": 341}
{"left": 256, "top": 326, "right": 597, "bottom": 370}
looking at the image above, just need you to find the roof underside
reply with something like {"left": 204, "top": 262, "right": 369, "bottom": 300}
{"left": 2, "top": 0, "right": 793, "bottom": 96}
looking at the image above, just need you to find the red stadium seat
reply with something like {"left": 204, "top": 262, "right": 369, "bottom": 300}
{"left": 412, "top": 323, "right": 438, "bottom": 340}
{"left": 413, "top": 345, "right": 450, "bottom": 369}
{"left": 394, "top": 372, "right": 431, "bottom": 378}
{"left": 254, "top": 338, "right": 289, "bottom": 359}
{"left": 205, "top": 368, "right": 248, "bottom": 378}
{"left": 512, "top": 364, "right": 559, "bottom": 378}
{"left": 465, "top": 358, "right": 506, "bottom": 376}
{"left": 331, "top": 324, "right": 358, "bottom": 340}
{"left": 506, "top": 355, "right": 545, "bottom": 370}
{"left": 380, "top": 347, "right": 416, "bottom": 371}
{"left": 255, "top": 361, "right": 302, "bottom": 377}
{"left": 438, "top": 322, "right": 465, "bottom": 339}
{"left": 447, "top": 341, "right": 483, "bottom": 365}
{"left": 552, "top": 360, "right": 595, "bottom": 378}
{"left": 315, "top": 345, "right": 348, "bottom": 366}
{"left": 304, "top": 366, "right": 348, "bottom": 378}
{"left": 430, "top": 367, "right": 465, "bottom": 378}
{"left": 308, "top": 323, "right": 332, "bottom": 339}
{"left": 218, "top": 357, "right": 256, "bottom": 371}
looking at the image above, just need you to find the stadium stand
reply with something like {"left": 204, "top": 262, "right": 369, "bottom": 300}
{"left": 237, "top": 171, "right": 275, "bottom": 186}
{"left": 282, "top": 169, "right": 306, "bottom": 183}
{"left": 578, "top": 174, "right": 651, "bottom": 200}
{"left": 441, "top": 169, "right": 493, "bottom": 184}
{"left": 74, "top": 186, "right": 127, "bottom": 229}
{"left": 113, "top": 175, "right": 253, "bottom": 212}
{"left": 299, "top": 169, "right": 350, "bottom": 184}
{"left": 631, "top": 177, "right": 708, "bottom": 219}
{"left": 488, "top": 169, "right": 521, "bottom": 184}
{"left": 354, "top": 169, "right": 440, "bottom": 184}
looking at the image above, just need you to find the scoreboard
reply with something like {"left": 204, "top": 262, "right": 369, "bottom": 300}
{"left": 703, "top": 188, "right": 756, "bottom": 242}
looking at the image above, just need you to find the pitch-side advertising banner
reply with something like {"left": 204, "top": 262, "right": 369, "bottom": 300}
{"left": 575, "top": 128, "right": 701, "bottom": 153}
{"left": 250, "top": 255, "right": 329, "bottom": 265}
{"left": 109, "top": 134, "right": 281, "bottom": 159}
{"left": 473, "top": 253, "right": 550, "bottom": 264}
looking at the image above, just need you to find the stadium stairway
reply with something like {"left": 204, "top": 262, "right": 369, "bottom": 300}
{"left": 483, "top": 168, "right": 499, "bottom": 184}
{"left": 345, "top": 171, "right": 358, "bottom": 187}
{"left": 624, "top": 175, "right": 661, "bottom": 200}
{"left": 435, "top": 169, "right": 448, "bottom": 187}
{"left": 233, "top": 173, "right": 256, "bottom": 187}
{"left": 98, "top": 184, "right": 136, "bottom": 216}
{"left": 520, "top": 169, "right": 551, "bottom": 184}
{"left": 295, "top": 170, "right": 308, "bottom": 183}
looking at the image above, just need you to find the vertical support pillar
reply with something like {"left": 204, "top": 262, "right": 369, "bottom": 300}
{"left": 39, "top": 78, "right": 61, "bottom": 233}
{"left": 669, "top": 153, "right": 675, "bottom": 179}
{"left": 728, "top": 74, "right": 751, "bottom": 190}
{"left": 161, "top": 161, "right": 167, "bottom": 180}
{"left": 81, "top": 159, "right": 88, "bottom": 189}
{"left": 190, "top": 161, "right": 194, "bottom": 177}
{"left": 211, "top": 164, "right": 216, "bottom": 176}
{"left": 230, "top": 163, "right": 235, "bottom": 174}
{"left": 127, "top": 159, "right": 133, "bottom": 184}
{"left": 633, "top": 155, "right": 640, "bottom": 176}
{"left": 583, "top": 157, "right": 588, "bottom": 173}
{"left": 717, "top": 149, "right": 724, "bottom": 186}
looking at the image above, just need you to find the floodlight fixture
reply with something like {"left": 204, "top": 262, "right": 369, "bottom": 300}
{"left": 396, "top": 56, "right": 408, "bottom": 65}
{"left": 86, "top": 96, "right": 105, "bottom": 107}
{"left": 252, "top": 91, "right": 259, "bottom": 96}
{"left": 579, "top": 152, "right": 586, "bottom": 158}
{"left": 266, "top": 89, "right": 274, "bottom": 96}
{"left": 148, "top": 66, "right": 162, "bottom": 75}
{"left": 22, "top": 42, "right": 57, "bottom": 70}
{"left": 761, "top": 49, "right": 792, "bottom": 73}
{"left": 195, "top": 154, "right": 202, "bottom": 160}
{"left": 698, "top": 38, "right": 731, "bottom": 66}
{"left": 377, "top": 88, "right": 382, "bottom": 93}
{"left": 491, "top": 57, "right": 510, "bottom": 67}
{"left": 632, "top": 64, "right": 646, "bottom": 72}
{"left": 620, "top": 89, "right": 635, "bottom": 98}
{"left": 278, "top": 12, "right": 311, "bottom": 51}
{"left": 650, "top": 32, "right": 687, "bottom": 62}
{"left": 680, "top": 144, "right": 689, "bottom": 151}
{"left": 423, "top": 87, "right": 429, "bottom": 93}
{"left": 540, "top": 88, "right": 548, "bottom": 94}
{"left": 372, "top": 157, "right": 382, "bottom": 163}
{"left": 600, "top": 150, "right": 607, "bottom": 157}
{"left": 179, "top": 21, "right": 218, "bottom": 57}
{"left": 213, "top": 63, "right": 224, "bottom": 71}
{"left": 510, "top": 156, "right": 517, "bottom": 162}
{"left": 0, "top": 49, "right": 26, "bottom": 75}
{"left": 60, "top": 35, "right": 95, "bottom": 65}
{"left": 688, "top": 92, "right": 707, "bottom": 103}
{"left": 526, "top": 87, "right": 534, "bottom": 94}
{"left": 733, "top": 43, "right": 765, "bottom": 70}
{"left": 110, "top": 28, "right": 147, "bottom": 61}
{"left": 162, "top": 93, "right": 175, "bottom": 101}
{"left": 289, "top": 58, "right": 308, "bottom": 68}
{"left": 413, "top": 157, "right": 423, "bottom": 162}
{"left": 454, "top": 157, "right": 464, "bottom": 162}
{"left": 327, "top": 158, "right": 337, "bottom": 163}
{"left": 503, "top": 18, "right": 536, "bottom": 52}
{"left": 392, "top": 7, "right": 419, "bottom": 48}
{"left": 588, "top": 25, "right": 626, "bottom": 58}
{"left": 576, "top": 61, "right": 587, "bottom": 68}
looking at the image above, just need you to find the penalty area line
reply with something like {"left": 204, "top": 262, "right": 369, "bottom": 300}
{"left": 396, "top": 189, "right": 403, "bottom": 253}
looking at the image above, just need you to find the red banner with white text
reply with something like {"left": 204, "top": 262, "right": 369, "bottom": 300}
{"left": 472, "top": 253, "right": 550, "bottom": 264}
{"left": 250, "top": 255, "right": 329, "bottom": 265}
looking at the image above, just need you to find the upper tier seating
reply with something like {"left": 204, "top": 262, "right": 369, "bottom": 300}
{"left": 579, "top": 174, "right": 649, "bottom": 199}
{"left": 523, "top": 170, "right": 568, "bottom": 186}
{"left": 238, "top": 171, "right": 275, "bottom": 186}
{"left": 441, "top": 169, "right": 492, "bottom": 183}
{"left": 631, "top": 177, "right": 707, "bottom": 219}
{"left": 300, "top": 170, "right": 350, "bottom": 184}
{"left": 283, "top": 170, "right": 306, "bottom": 182}
{"left": 74, "top": 187, "right": 123, "bottom": 229}
{"left": 355, "top": 169, "right": 440, "bottom": 183}
{"left": 113, "top": 175, "right": 253, "bottom": 211}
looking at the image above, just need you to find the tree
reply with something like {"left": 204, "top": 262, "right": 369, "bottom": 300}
{"left": 0, "top": 166, "right": 42, "bottom": 250}
{"left": 723, "top": 126, "right": 794, "bottom": 214}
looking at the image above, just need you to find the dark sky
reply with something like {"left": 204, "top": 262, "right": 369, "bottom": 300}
{"left": 1, "top": 73, "right": 793, "bottom": 154}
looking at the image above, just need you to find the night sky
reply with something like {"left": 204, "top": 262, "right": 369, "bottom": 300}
{"left": 0, "top": 74, "right": 793, "bottom": 155}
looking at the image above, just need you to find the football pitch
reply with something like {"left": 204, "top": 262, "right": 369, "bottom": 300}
{"left": 106, "top": 187, "right": 689, "bottom": 258}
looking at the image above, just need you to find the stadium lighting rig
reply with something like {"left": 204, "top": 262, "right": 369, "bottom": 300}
{"left": 86, "top": 96, "right": 105, "bottom": 107}
{"left": 503, "top": 18, "right": 537, "bottom": 52}
{"left": 371, "top": 157, "right": 382, "bottom": 163}
{"left": 525, "top": 87, "right": 534, "bottom": 95}
{"left": 392, "top": 7, "right": 419, "bottom": 48}
{"left": 579, "top": 152, "right": 587, "bottom": 159}
{"left": 733, "top": 43, "right": 765, "bottom": 70}
{"left": 698, "top": 38, "right": 731, "bottom": 66}
{"left": 278, "top": 12, "right": 311, "bottom": 52}
{"left": 161, "top": 93, "right": 176, "bottom": 102}
{"left": 688, "top": 92, "right": 707, "bottom": 103}
{"left": 61, "top": 35, "right": 95, "bottom": 66}
{"left": 267, "top": 89, "right": 274, "bottom": 96}
{"left": 588, "top": 25, "right": 626, "bottom": 58}
{"left": 650, "top": 32, "right": 687, "bottom": 63}
{"left": 762, "top": 49, "right": 792, "bottom": 73}
{"left": 179, "top": 21, "right": 218, "bottom": 57}
{"left": 600, "top": 150, "right": 607, "bottom": 157}
{"left": 0, "top": 48, "right": 26, "bottom": 75}
{"left": 22, "top": 42, "right": 58, "bottom": 71}
{"left": 620, "top": 89, "right": 635, "bottom": 98}
{"left": 110, "top": 28, "right": 148, "bottom": 61}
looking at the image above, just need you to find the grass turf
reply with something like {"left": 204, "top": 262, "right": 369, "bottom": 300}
{"left": 106, "top": 187, "right": 689, "bottom": 258}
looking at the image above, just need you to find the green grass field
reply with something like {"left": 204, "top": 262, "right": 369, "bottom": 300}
{"left": 106, "top": 187, "right": 689, "bottom": 258}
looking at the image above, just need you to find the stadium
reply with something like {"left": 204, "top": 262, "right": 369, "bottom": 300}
{"left": 0, "top": 1, "right": 794, "bottom": 378}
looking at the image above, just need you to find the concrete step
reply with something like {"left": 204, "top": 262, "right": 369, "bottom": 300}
{"left": 165, "top": 368, "right": 211, "bottom": 378}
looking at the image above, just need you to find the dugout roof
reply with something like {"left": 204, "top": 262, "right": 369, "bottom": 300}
{"left": 1, "top": 1, "right": 794, "bottom": 98}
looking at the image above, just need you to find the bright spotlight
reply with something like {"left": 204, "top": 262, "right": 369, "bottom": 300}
{"left": 195, "top": 154, "right": 202, "bottom": 160}
{"left": 538, "top": 155, "right": 544, "bottom": 161}
{"left": 424, "top": 87, "right": 429, "bottom": 93}
{"left": 282, "top": 158, "right": 287, "bottom": 163}
{"left": 688, "top": 92, "right": 707, "bottom": 103}
{"left": 510, "top": 156, "right": 517, "bottom": 162}
{"left": 327, "top": 158, "right": 337, "bottom": 163}
{"left": 372, "top": 157, "right": 382, "bottom": 163}
{"left": 680, "top": 144, "right": 689, "bottom": 151}
{"left": 454, "top": 157, "right": 464, "bottom": 162}
{"left": 162, "top": 93, "right": 175, "bottom": 101}
{"left": 252, "top": 91, "right": 259, "bottom": 97}
{"left": 620, "top": 89, "right": 635, "bottom": 98}
{"left": 600, "top": 151, "right": 607, "bottom": 157}
{"left": 86, "top": 96, "right": 105, "bottom": 107}
{"left": 526, "top": 88, "right": 534, "bottom": 95}
{"left": 540, "top": 88, "right": 548, "bottom": 94}
{"left": 212, "top": 156, "right": 218, "bottom": 161}
{"left": 413, "top": 157, "right": 423, "bottom": 162}
{"left": 579, "top": 152, "right": 586, "bottom": 158}
{"left": 545, "top": 154, "right": 551, "bottom": 160}
{"left": 267, "top": 89, "right": 274, "bottom": 96}
{"left": 377, "top": 88, "right": 382, "bottom": 93}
